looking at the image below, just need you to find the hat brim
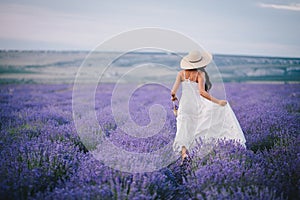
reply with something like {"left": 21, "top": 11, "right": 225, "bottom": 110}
{"left": 180, "top": 51, "right": 212, "bottom": 69}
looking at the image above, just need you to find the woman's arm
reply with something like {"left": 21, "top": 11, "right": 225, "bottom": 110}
{"left": 197, "top": 71, "right": 227, "bottom": 106}
{"left": 171, "top": 71, "right": 182, "bottom": 100}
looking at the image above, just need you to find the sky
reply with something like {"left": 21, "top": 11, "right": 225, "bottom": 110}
{"left": 0, "top": 0, "right": 300, "bottom": 57}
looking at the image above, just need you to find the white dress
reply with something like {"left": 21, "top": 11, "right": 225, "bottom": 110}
{"left": 173, "top": 75, "right": 246, "bottom": 153}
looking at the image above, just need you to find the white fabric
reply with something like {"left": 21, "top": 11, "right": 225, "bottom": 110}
{"left": 173, "top": 79, "right": 246, "bottom": 153}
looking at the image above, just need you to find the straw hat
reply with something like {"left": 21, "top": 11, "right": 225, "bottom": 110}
{"left": 180, "top": 50, "right": 212, "bottom": 69}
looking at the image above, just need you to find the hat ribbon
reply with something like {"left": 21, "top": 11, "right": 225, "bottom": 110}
{"left": 189, "top": 57, "right": 202, "bottom": 63}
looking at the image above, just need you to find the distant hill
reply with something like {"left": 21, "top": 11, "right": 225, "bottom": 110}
{"left": 0, "top": 50, "right": 299, "bottom": 84}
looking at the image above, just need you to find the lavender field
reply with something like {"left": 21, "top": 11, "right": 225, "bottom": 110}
{"left": 0, "top": 82, "right": 299, "bottom": 199}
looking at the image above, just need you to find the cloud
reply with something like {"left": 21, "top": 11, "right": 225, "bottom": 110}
{"left": 258, "top": 2, "right": 300, "bottom": 11}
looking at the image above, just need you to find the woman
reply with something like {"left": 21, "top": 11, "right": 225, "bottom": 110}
{"left": 171, "top": 50, "right": 246, "bottom": 162}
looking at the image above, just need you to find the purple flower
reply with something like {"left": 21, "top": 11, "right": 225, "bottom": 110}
{"left": 0, "top": 83, "right": 299, "bottom": 199}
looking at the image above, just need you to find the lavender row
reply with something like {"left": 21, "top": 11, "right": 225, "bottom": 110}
{"left": 0, "top": 83, "right": 299, "bottom": 199}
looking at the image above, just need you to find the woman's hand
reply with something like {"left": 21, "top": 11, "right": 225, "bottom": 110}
{"left": 218, "top": 100, "right": 227, "bottom": 106}
{"left": 171, "top": 92, "right": 178, "bottom": 101}
{"left": 171, "top": 96, "right": 178, "bottom": 101}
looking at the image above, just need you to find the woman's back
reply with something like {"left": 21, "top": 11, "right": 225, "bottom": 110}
{"left": 179, "top": 70, "right": 202, "bottom": 117}
{"left": 180, "top": 69, "right": 199, "bottom": 83}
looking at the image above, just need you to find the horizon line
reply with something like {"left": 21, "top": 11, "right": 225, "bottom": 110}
{"left": 0, "top": 49, "right": 299, "bottom": 59}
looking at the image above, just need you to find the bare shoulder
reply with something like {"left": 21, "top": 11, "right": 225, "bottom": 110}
{"left": 178, "top": 70, "right": 184, "bottom": 80}
{"left": 197, "top": 70, "right": 205, "bottom": 78}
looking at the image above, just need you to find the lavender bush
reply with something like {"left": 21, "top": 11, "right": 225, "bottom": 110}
{"left": 0, "top": 83, "right": 299, "bottom": 199}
